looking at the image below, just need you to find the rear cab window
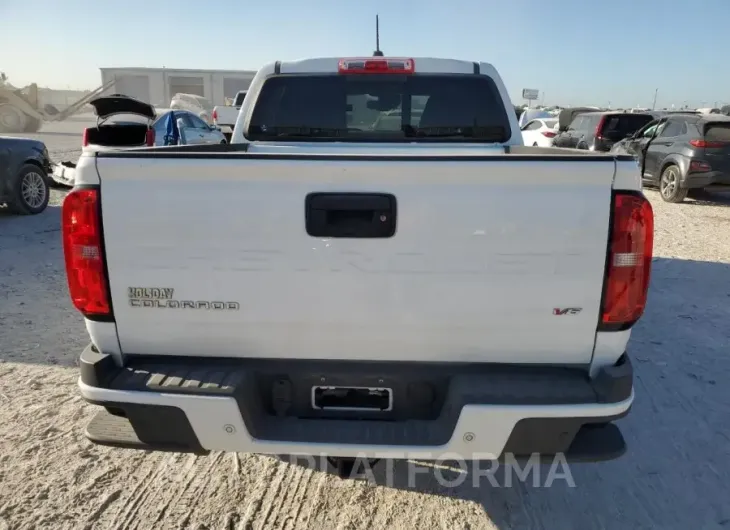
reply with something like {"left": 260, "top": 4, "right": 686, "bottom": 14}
{"left": 246, "top": 73, "right": 512, "bottom": 142}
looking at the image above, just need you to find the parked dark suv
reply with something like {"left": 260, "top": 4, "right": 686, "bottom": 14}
{"left": 553, "top": 111, "right": 654, "bottom": 152}
{"left": 613, "top": 114, "right": 730, "bottom": 202}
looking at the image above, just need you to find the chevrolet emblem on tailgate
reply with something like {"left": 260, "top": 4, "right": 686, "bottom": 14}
{"left": 127, "top": 287, "right": 240, "bottom": 310}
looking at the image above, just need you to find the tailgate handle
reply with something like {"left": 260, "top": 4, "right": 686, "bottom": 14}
{"left": 305, "top": 193, "right": 396, "bottom": 238}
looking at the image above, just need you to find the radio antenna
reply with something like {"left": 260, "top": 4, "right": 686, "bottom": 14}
{"left": 373, "top": 15, "right": 384, "bottom": 56}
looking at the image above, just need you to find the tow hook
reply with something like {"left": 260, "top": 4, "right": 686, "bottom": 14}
{"left": 327, "top": 457, "right": 381, "bottom": 479}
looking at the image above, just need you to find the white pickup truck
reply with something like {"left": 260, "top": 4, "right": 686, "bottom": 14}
{"left": 212, "top": 90, "right": 247, "bottom": 138}
{"left": 64, "top": 56, "right": 653, "bottom": 477}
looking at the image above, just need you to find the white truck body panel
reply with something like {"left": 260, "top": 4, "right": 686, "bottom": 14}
{"left": 93, "top": 152, "right": 618, "bottom": 365}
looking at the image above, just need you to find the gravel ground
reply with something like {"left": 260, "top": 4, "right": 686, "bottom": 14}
{"left": 1, "top": 125, "right": 730, "bottom": 529}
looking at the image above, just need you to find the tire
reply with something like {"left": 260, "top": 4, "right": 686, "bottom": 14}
{"left": 659, "top": 164, "right": 688, "bottom": 203}
{"left": 6, "top": 164, "right": 50, "bottom": 215}
{"left": 0, "top": 103, "right": 28, "bottom": 133}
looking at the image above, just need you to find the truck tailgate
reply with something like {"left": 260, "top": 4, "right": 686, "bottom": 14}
{"left": 96, "top": 155, "right": 616, "bottom": 365}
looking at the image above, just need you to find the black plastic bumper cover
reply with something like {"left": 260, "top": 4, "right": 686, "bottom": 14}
{"left": 80, "top": 345, "right": 633, "bottom": 461}
{"left": 85, "top": 401, "right": 209, "bottom": 455}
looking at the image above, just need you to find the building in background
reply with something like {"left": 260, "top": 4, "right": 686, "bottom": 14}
{"left": 99, "top": 67, "right": 257, "bottom": 107}
{"left": 37, "top": 88, "right": 92, "bottom": 111}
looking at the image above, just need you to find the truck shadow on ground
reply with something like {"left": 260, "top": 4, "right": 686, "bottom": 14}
{"left": 282, "top": 257, "right": 730, "bottom": 529}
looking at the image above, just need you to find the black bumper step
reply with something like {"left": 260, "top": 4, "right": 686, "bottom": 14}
{"left": 81, "top": 344, "right": 632, "bottom": 406}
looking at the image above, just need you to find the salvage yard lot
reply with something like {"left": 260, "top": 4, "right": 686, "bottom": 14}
{"left": 1, "top": 124, "right": 730, "bottom": 529}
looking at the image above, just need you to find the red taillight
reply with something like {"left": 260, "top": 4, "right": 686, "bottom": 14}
{"left": 542, "top": 131, "right": 557, "bottom": 138}
{"left": 600, "top": 193, "right": 653, "bottom": 328}
{"left": 82, "top": 128, "right": 89, "bottom": 147}
{"left": 212, "top": 109, "right": 218, "bottom": 121}
{"left": 594, "top": 116, "right": 607, "bottom": 140}
{"left": 62, "top": 188, "right": 111, "bottom": 317}
{"left": 338, "top": 57, "right": 415, "bottom": 74}
{"left": 689, "top": 139, "right": 726, "bottom": 148}
{"left": 145, "top": 129, "right": 155, "bottom": 146}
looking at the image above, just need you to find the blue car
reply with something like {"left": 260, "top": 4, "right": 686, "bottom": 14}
{"left": 152, "top": 110, "right": 227, "bottom": 146}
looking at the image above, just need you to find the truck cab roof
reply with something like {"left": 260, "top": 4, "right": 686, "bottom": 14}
{"left": 231, "top": 56, "right": 521, "bottom": 146}
{"left": 273, "top": 56, "right": 498, "bottom": 75}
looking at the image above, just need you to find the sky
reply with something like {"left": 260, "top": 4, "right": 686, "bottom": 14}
{"left": 1, "top": 0, "right": 729, "bottom": 108}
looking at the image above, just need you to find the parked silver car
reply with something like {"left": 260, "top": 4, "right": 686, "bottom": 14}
{"left": 152, "top": 110, "right": 227, "bottom": 146}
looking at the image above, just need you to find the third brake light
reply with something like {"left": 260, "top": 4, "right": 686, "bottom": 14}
{"left": 338, "top": 58, "right": 415, "bottom": 74}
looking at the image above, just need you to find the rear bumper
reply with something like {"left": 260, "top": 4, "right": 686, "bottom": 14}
{"left": 78, "top": 345, "right": 634, "bottom": 462}
{"left": 683, "top": 170, "right": 730, "bottom": 189}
